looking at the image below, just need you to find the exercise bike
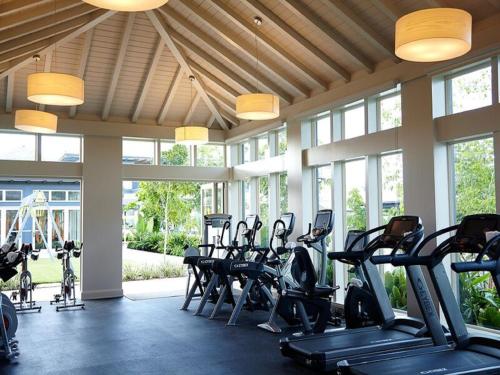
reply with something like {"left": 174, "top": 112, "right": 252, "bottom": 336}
{"left": 50, "top": 241, "right": 85, "bottom": 312}
{"left": 0, "top": 243, "right": 23, "bottom": 360}
{"left": 11, "top": 243, "right": 42, "bottom": 313}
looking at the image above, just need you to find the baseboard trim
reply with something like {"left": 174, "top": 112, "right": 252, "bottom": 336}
{"left": 81, "top": 288, "right": 123, "bottom": 300}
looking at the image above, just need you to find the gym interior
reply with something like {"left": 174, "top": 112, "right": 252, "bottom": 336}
{"left": 0, "top": 1, "right": 499, "bottom": 374}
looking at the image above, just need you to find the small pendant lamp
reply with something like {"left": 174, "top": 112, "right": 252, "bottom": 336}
{"left": 395, "top": 8, "right": 472, "bottom": 62}
{"left": 82, "top": 0, "right": 169, "bottom": 11}
{"left": 236, "top": 17, "right": 279, "bottom": 121}
{"left": 175, "top": 75, "right": 209, "bottom": 145}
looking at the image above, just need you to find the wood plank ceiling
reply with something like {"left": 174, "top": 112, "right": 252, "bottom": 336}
{"left": 0, "top": 0, "right": 498, "bottom": 132}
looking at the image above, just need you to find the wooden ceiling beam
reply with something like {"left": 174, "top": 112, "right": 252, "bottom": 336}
{"left": 101, "top": 12, "right": 135, "bottom": 121}
{"left": 0, "top": 11, "right": 95, "bottom": 57}
{"left": 244, "top": 0, "right": 350, "bottom": 81}
{"left": 183, "top": 93, "right": 201, "bottom": 124}
{"left": 220, "top": 110, "right": 239, "bottom": 127}
{"left": 281, "top": 0, "right": 374, "bottom": 72}
{"left": 206, "top": 114, "right": 216, "bottom": 128}
{"left": 0, "top": 4, "right": 96, "bottom": 44}
{"left": 69, "top": 29, "right": 94, "bottom": 118}
{"left": 158, "top": 6, "right": 300, "bottom": 100}
{"left": 157, "top": 64, "right": 183, "bottom": 125}
{"left": 132, "top": 37, "right": 164, "bottom": 123}
{"left": 487, "top": 0, "right": 500, "bottom": 9}
{"left": 371, "top": 0, "right": 403, "bottom": 22}
{"left": 425, "top": 0, "right": 446, "bottom": 7}
{"left": 146, "top": 9, "right": 229, "bottom": 130}
{"left": 5, "top": 74, "right": 14, "bottom": 113}
{"left": 207, "top": 90, "right": 236, "bottom": 115}
{"left": 0, "top": 0, "right": 81, "bottom": 31}
{"left": 188, "top": 59, "right": 239, "bottom": 98}
{"left": 0, "top": 0, "right": 47, "bottom": 16}
{"left": 189, "top": 0, "right": 327, "bottom": 90}
{"left": 0, "top": 9, "right": 115, "bottom": 80}
{"left": 320, "top": 0, "right": 398, "bottom": 61}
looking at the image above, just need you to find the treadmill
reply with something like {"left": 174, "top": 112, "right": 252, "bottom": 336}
{"left": 341, "top": 213, "right": 500, "bottom": 374}
{"left": 280, "top": 216, "right": 449, "bottom": 372}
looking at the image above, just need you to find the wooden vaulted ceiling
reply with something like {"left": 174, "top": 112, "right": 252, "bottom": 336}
{"left": 0, "top": 0, "right": 499, "bottom": 132}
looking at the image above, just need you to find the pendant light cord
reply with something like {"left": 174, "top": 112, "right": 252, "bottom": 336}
{"left": 254, "top": 17, "right": 262, "bottom": 92}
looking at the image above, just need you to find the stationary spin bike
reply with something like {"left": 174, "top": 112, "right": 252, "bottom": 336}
{"left": 50, "top": 241, "right": 85, "bottom": 311}
{"left": 11, "top": 243, "right": 42, "bottom": 313}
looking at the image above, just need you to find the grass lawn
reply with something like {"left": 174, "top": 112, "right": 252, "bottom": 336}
{"left": 29, "top": 258, "right": 81, "bottom": 284}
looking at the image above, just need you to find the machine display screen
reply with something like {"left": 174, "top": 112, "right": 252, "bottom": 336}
{"left": 387, "top": 218, "right": 418, "bottom": 236}
{"left": 246, "top": 215, "right": 256, "bottom": 229}
{"left": 314, "top": 211, "right": 332, "bottom": 230}
{"left": 281, "top": 214, "right": 293, "bottom": 230}
{"left": 461, "top": 216, "right": 499, "bottom": 241}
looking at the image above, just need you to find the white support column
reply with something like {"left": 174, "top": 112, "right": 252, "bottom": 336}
{"left": 81, "top": 135, "right": 123, "bottom": 300}
{"left": 332, "top": 111, "right": 342, "bottom": 142}
{"left": 400, "top": 76, "right": 449, "bottom": 318}
{"left": 491, "top": 56, "right": 499, "bottom": 105}
{"left": 366, "top": 97, "right": 378, "bottom": 134}
{"left": 333, "top": 161, "right": 345, "bottom": 300}
{"left": 366, "top": 155, "right": 380, "bottom": 230}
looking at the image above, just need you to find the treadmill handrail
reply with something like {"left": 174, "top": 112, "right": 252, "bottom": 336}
{"left": 413, "top": 224, "right": 459, "bottom": 257}
{"left": 475, "top": 232, "right": 500, "bottom": 261}
{"left": 452, "top": 259, "right": 497, "bottom": 273}
{"left": 346, "top": 224, "right": 386, "bottom": 253}
{"left": 371, "top": 227, "right": 425, "bottom": 264}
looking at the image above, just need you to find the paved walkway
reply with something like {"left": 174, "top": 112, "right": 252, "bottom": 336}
{"left": 122, "top": 244, "right": 184, "bottom": 266}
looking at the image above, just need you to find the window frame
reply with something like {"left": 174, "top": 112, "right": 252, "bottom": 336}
{"left": 376, "top": 91, "right": 402, "bottom": 131}
{"left": 122, "top": 138, "right": 157, "bottom": 165}
{"left": 50, "top": 190, "right": 67, "bottom": 202}
{"left": 341, "top": 101, "right": 365, "bottom": 140}
{"left": 4, "top": 190, "right": 22, "bottom": 202}
{"left": 40, "top": 133, "right": 83, "bottom": 163}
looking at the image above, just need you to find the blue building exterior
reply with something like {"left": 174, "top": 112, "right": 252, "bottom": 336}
{"left": 0, "top": 179, "right": 81, "bottom": 249}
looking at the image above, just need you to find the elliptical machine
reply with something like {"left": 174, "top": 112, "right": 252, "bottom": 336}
{"left": 335, "top": 230, "right": 383, "bottom": 329}
{"left": 50, "top": 241, "right": 85, "bottom": 312}
{"left": 11, "top": 243, "right": 41, "bottom": 313}
{"left": 0, "top": 243, "right": 23, "bottom": 360}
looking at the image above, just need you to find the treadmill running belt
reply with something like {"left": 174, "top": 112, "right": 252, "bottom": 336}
{"left": 349, "top": 350, "right": 500, "bottom": 375}
{"left": 286, "top": 328, "right": 428, "bottom": 361}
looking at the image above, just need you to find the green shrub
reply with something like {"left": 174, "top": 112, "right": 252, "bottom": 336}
{"left": 166, "top": 232, "right": 200, "bottom": 257}
{"left": 384, "top": 268, "right": 407, "bottom": 310}
{"left": 0, "top": 275, "right": 19, "bottom": 292}
{"left": 122, "top": 263, "right": 185, "bottom": 281}
{"left": 128, "top": 231, "right": 164, "bottom": 253}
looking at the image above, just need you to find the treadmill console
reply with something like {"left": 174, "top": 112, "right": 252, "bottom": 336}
{"left": 345, "top": 230, "right": 366, "bottom": 252}
{"left": 381, "top": 216, "right": 422, "bottom": 251}
{"left": 453, "top": 214, "right": 500, "bottom": 253}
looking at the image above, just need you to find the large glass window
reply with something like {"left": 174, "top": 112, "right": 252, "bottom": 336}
{"left": 381, "top": 153, "right": 404, "bottom": 224}
{"left": 450, "top": 137, "right": 497, "bottom": 330}
{"left": 242, "top": 179, "right": 251, "bottom": 219}
{"left": 447, "top": 63, "right": 492, "bottom": 114}
{"left": 316, "top": 165, "right": 332, "bottom": 211}
{"left": 68, "top": 191, "right": 80, "bottom": 201}
{"left": 160, "top": 142, "right": 191, "bottom": 166}
{"left": 33, "top": 209, "right": 48, "bottom": 249}
{"left": 344, "top": 159, "right": 366, "bottom": 231}
{"left": 241, "top": 142, "right": 251, "bottom": 164}
{"left": 52, "top": 209, "right": 64, "bottom": 248}
{"left": 278, "top": 128, "right": 287, "bottom": 155}
{"left": 257, "top": 136, "right": 269, "bottom": 160}
{"left": 202, "top": 187, "right": 213, "bottom": 215}
{"left": 197, "top": 144, "right": 225, "bottom": 167}
{"left": 122, "top": 139, "right": 155, "bottom": 165}
{"left": 379, "top": 93, "right": 402, "bottom": 130}
{"left": 343, "top": 101, "right": 365, "bottom": 139}
{"left": 68, "top": 210, "right": 81, "bottom": 242}
{"left": 50, "top": 191, "right": 66, "bottom": 201}
{"left": 5, "top": 210, "right": 19, "bottom": 243}
{"left": 5, "top": 190, "right": 22, "bottom": 201}
{"left": 315, "top": 114, "right": 331, "bottom": 146}
{"left": 0, "top": 132, "right": 36, "bottom": 161}
{"left": 216, "top": 183, "right": 224, "bottom": 213}
{"left": 41, "top": 135, "right": 81, "bottom": 162}
{"left": 279, "top": 173, "right": 288, "bottom": 214}
{"left": 259, "top": 177, "right": 269, "bottom": 245}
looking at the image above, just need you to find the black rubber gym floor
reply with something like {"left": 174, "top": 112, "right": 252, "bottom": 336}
{"left": 1, "top": 296, "right": 316, "bottom": 374}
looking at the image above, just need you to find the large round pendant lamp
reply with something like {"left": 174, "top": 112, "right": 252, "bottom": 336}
{"left": 175, "top": 126, "right": 208, "bottom": 145}
{"left": 82, "top": 0, "right": 168, "bottom": 11}
{"left": 27, "top": 72, "right": 84, "bottom": 106}
{"left": 14, "top": 110, "right": 57, "bottom": 134}
{"left": 236, "top": 93, "right": 279, "bottom": 120}
{"left": 395, "top": 8, "right": 472, "bottom": 62}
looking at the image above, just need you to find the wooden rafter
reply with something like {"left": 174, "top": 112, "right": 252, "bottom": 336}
{"left": 0, "top": 0, "right": 81, "bottom": 31}
{"left": 0, "top": 9, "right": 115, "bottom": 80}
{"left": 281, "top": 0, "right": 374, "bottom": 72}
{"left": 132, "top": 37, "right": 164, "bottom": 123}
{"left": 157, "top": 64, "right": 183, "bottom": 125}
{"left": 0, "top": 0, "right": 46, "bottom": 16}
{"left": 207, "top": 90, "right": 236, "bottom": 115}
{"left": 425, "top": 0, "right": 446, "bottom": 7}
{"left": 371, "top": 0, "right": 403, "bottom": 22}
{"left": 5, "top": 74, "right": 14, "bottom": 113}
{"left": 319, "top": 0, "right": 397, "bottom": 61}
{"left": 220, "top": 111, "right": 239, "bottom": 127}
{"left": 146, "top": 10, "right": 229, "bottom": 130}
{"left": 188, "top": 59, "right": 239, "bottom": 98}
{"left": 0, "top": 4, "right": 96, "bottom": 45}
{"left": 243, "top": 0, "right": 350, "bottom": 81}
{"left": 158, "top": 6, "right": 299, "bottom": 100}
{"left": 487, "top": 0, "right": 500, "bottom": 9}
{"left": 183, "top": 93, "right": 201, "bottom": 124}
{"left": 206, "top": 114, "right": 216, "bottom": 128}
{"left": 184, "top": 1, "right": 328, "bottom": 90}
{"left": 69, "top": 29, "right": 94, "bottom": 118}
{"left": 0, "top": 11, "right": 97, "bottom": 55}
{"left": 102, "top": 12, "right": 135, "bottom": 121}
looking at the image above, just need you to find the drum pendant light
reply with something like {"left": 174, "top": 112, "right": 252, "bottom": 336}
{"left": 82, "top": 0, "right": 168, "bottom": 11}
{"left": 395, "top": 8, "right": 472, "bottom": 62}
{"left": 175, "top": 76, "right": 209, "bottom": 146}
{"left": 236, "top": 17, "right": 279, "bottom": 121}
{"left": 15, "top": 110, "right": 58, "bottom": 134}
